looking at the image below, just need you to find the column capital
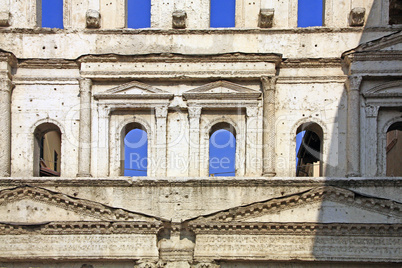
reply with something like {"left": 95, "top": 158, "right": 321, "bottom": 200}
{"left": 188, "top": 106, "right": 202, "bottom": 118}
{"left": 78, "top": 78, "right": 92, "bottom": 92}
{"left": 346, "top": 76, "right": 362, "bottom": 92}
{"left": 0, "top": 78, "right": 14, "bottom": 92}
{"left": 155, "top": 106, "right": 168, "bottom": 118}
{"left": 365, "top": 105, "right": 379, "bottom": 118}
{"left": 261, "top": 76, "right": 277, "bottom": 91}
{"left": 246, "top": 106, "right": 258, "bottom": 117}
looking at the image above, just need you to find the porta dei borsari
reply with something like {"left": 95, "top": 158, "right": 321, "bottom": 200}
{"left": 0, "top": 0, "right": 401, "bottom": 267}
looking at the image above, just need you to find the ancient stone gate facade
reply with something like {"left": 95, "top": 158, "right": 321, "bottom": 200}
{"left": 0, "top": 0, "right": 401, "bottom": 267}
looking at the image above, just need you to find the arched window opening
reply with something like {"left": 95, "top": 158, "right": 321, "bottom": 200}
{"left": 386, "top": 122, "right": 402, "bottom": 176}
{"left": 296, "top": 122, "right": 323, "bottom": 177}
{"left": 210, "top": 0, "right": 236, "bottom": 28}
{"left": 209, "top": 122, "right": 236, "bottom": 177}
{"left": 121, "top": 123, "right": 148, "bottom": 176}
{"left": 297, "top": 0, "right": 324, "bottom": 27}
{"left": 39, "top": 0, "right": 64, "bottom": 28}
{"left": 34, "top": 123, "right": 61, "bottom": 177}
{"left": 389, "top": 0, "right": 402, "bottom": 25}
{"left": 126, "top": 0, "right": 151, "bottom": 28}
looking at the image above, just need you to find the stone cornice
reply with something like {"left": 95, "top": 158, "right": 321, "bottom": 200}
{"left": 2, "top": 26, "right": 401, "bottom": 35}
{"left": 78, "top": 52, "right": 282, "bottom": 64}
{"left": 18, "top": 59, "right": 79, "bottom": 69}
{"left": 0, "top": 221, "right": 163, "bottom": 235}
{"left": 0, "top": 177, "right": 401, "bottom": 188}
{"left": 281, "top": 58, "right": 341, "bottom": 68}
{"left": 188, "top": 222, "right": 402, "bottom": 236}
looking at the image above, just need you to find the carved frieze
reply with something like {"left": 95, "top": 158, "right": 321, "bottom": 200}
{"left": 193, "top": 234, "right": 401, "bottom": 261}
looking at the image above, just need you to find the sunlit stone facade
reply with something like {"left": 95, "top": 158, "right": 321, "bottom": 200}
{"left": 0, "top": 0, "right": 401, "bottom": 267}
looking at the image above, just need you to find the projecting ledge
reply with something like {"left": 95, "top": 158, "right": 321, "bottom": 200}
{"left": 0, "top": 176, "right": 401, "bottom": 187}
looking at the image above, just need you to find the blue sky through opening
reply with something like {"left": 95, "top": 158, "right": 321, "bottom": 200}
{"left": 298, "top": 0, "right": 323, "bottom": 27}
{"left": 124, "top": 128, "right": 148, "bottom": 176}
{"left": 296, "top": 130, "right": 306, "bottom": 169}
{"left": 127, "top": 0, "right": 151, "bottom": 28}
{"left": 209, "top": 129, "right": 236, "bottom": 176}
{"left": 210, "top": 0, "right": 236, "bottom": 27}
{"left": 42, "top": 0, "right": 63, "bottom": 28}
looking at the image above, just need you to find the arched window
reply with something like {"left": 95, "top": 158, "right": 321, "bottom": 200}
{"left": 121, "top": 123, "right": 148, "bottom": 176}
{"left": 210, "top": 0, "right": 236, "bottom": 28}
{"left": 296, "top": 122, "right": 323, "bottom": 177}
{"left": 386, "top": 122, "right": 402, "bottom": 176}
{"left": 209, "top": 122, "right": 236, "bottom": 177}
{"left": 297, "top": 0, "right": 323, "bottom": 27}
{"left": 126, "top": 0, "right": 151, "bottom": 28}
{"left": 39, "top": 0, "right": 64, "bottom": 28}
{"left": 34, "top": 123, "right": 61, "bottom": 177}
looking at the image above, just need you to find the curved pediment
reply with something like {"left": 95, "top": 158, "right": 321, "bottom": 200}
{"left": 187, "top": 186, "right": 402, "bottom": 224}
{"left": 183, "top": 80, "right": 261, "bottom": 100}
{"left": 0, "top": 186, "right": 166, "bottom": 223}
{"left": 93, "top": 80, "right": 174, "bottom": 100}
{"left": 363, "top": 80, "right": 402, "bottom": 98}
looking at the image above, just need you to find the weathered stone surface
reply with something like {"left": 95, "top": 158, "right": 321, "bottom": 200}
{"left": 172, "top": 10, "right": 187, "bottom": 29}
{"left": 85, "top": 9, "right": 101, "bottom": 28}
{"left": 0, "top": 0, "right": 401, "bottom": 266}
{"left": 349, "top": 7, "right": 366, "bottom": 27}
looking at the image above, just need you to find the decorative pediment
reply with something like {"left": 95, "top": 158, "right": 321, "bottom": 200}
{"left": 344, "top": 31, "right": 402, "bottom": 55}
{"left": 93, "top": 80, "right": 174, "bottom": 100}
{"left": 182, "top": 80, "right": 261, "bottom": 100}
{"left": 0, "top": 186, "right": 165, "bottom": 223}
{"left": 363, "top": 80, "right": 402, "bottom": 98}
{"left": 187, "top": 186, "right": 402, "bottom": 224}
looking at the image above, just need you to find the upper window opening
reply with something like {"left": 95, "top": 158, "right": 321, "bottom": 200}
{"left": 297, "top": 0, "right": 324, "bottom": 27}
{"left": 386, "top": 121, "right": 402, "bottom": 176}
{"left": 296, "top": 122, "right": 323, "bottom": 177}
{"left": 389, "top": 0, "right": 402, "bottom": 25}
{"left": 40, "top": 0, "right": 64, "bottom": 28}
{"left": 121, "top": 123, "right": 148, "bottom": 176}
{"left": 34, "top": 123, "right": 61, "bottom": 177}
{"left": 210, "top": 0, "right": 236, "bottom": 28}
{"left": 127, "top": 0, "right": 151, "bottom": 28}
{"left": 209, "top": 122, "right": 236, "bottom": 177}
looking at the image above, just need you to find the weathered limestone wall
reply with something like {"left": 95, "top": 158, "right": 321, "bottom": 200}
{"left": 0, "top": 30, "right": 397, "bottom": 60}
{"left": 0, "top": 177, "right": 399, "bottom": 222}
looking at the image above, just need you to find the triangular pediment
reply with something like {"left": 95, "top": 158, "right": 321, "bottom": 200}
{"left": 363, "top": 80, "right": 402, "bottom": 98}
{"left": 187, "top": 187, "right": 402, "bottom": 224}
{"left": 346, "top": 31, "right": 402, "bottom": 54}
{"left": 183, "top": 80, "right": 261, "bottom": 100}
{"left": 0, "top": 186, "right": 165, "bottom": 223}
{"left": 93, "top": 80, "right": 174, "bottom": 100}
